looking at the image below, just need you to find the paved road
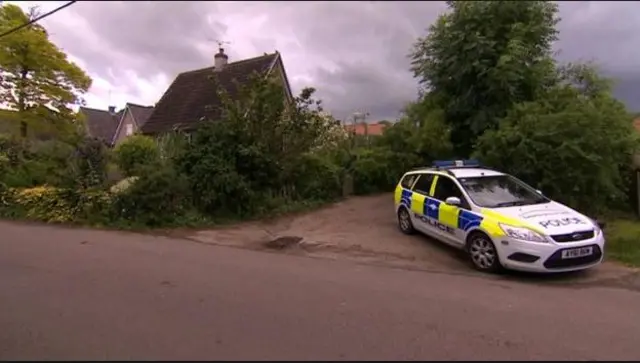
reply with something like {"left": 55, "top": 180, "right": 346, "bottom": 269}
{"left": 1, "top": 221, "right": 639, "bottom": 360}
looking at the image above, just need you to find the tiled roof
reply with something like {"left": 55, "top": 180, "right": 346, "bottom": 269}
{"left": 127, "top": 103, "right": 154, "bottom": 127}
{"left": 141, "top": 52, "right": 279, "bottom": 135}
{"left": 80, "top": 106, "right": 122, "bottom": 142}
{"left": 344, "top": 122, "right": 388, "bottom": 136}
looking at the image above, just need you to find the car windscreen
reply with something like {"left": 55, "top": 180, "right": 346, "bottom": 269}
{"left": 457, "top": 175, "right": 549, "bottom": 208}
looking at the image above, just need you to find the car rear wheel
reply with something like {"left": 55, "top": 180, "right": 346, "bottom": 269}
{"left": 467, "top": 232, "right": 502, "bottom": 273}
{"left": 397, "top": 207, "right": 415, "bottom": 235}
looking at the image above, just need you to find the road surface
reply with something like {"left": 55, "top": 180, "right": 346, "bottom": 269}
{"left": 1, "top": 221, "right": 639, "bottom": 360}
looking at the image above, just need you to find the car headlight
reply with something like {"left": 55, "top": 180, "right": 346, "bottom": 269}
{"left": 499, "top": 223, "right": 548, "bottom": 243}
{"left": 589, "top": 218, "right": 602, "bottom": 236}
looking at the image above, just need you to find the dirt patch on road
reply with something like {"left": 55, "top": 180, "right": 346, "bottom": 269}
{"left": 181, "top": 194, "right": 638, "bottom": 287}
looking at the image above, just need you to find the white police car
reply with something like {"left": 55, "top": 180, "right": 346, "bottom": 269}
{"left": 394, "top": 160, "right": 605, "bottom": 273}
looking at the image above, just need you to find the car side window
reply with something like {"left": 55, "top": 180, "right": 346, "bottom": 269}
{"left": 433, "top": 176, "right": 470, "bottom": 209}
{"left": 412, "top": 173, "right": 434, "bottom": 195}
{"left": 400, "top": 174, "right": 417, "bottom": 189}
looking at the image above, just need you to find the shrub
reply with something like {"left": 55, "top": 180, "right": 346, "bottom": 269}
{"left": 10, "top": 186, "right": 77, "bottom": 223}
{"left": 113, "top": 135, "right": 161, "bottom": 177}
{"left": 111, "top": 166, "right": 191, "bottom": 227}
{"left": 0, "top": 137, "right": 79, "bottom": 188}
{"left": 290, "top": 152, "right": 343, "bottom": 201}
{"left": 30, "top": 140, "right": 77, "bottom": 187}
{"left": 69, "top": 137, "right": 109, "bottom": 189}
{"left": 175, "top": 122, "right": 257, "bottom": 217}
{"left": 0, "top": 185, "right": 112, "bottom": 224}
{"left": 0, "top": 152, "right": 9, "bottom": 179}
{"left": 0, "top": 134, "right": 25, "bottom": 166}
{"left": 351, "top": 147, "right": 400, "bottom": 195}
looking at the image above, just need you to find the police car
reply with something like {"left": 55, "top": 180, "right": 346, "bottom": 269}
{"left": 394, "top": 160, "right": 605, "bottom": 273}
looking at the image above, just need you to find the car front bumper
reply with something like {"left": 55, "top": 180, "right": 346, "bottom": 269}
{"left": 496, "top": 232, "right": 606, "bottom": 273}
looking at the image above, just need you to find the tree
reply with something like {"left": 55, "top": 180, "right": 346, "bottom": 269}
{"left": 378, "top": 101, "right": 453, "bottom": 162}
{"left": 410, "top": 1, "right": 560, "bottom": 156}
{"left": 474, "top": 64, "right": 639, "bottom": 214}
{"left": 0, "top": 4, "right": 92, "bottom": 138}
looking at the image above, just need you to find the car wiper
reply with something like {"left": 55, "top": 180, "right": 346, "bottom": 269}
{"left": 493, "top": 200, "right": 532, "bottom": 208}
{"left": 493, "top": 201, "right": 520, "bottom": 207}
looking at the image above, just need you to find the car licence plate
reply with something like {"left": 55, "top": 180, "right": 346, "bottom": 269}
{"left": 561, "top": 247, "right": 593, "bottom": 259}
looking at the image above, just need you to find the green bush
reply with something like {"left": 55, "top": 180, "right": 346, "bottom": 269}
{"left": 111, "top": 166, "right": 191, "bottom": 227}
{"left": 175, "top": 122, "right": 258, "bottom": 217}
{"left": 0, "top": 136, "right": 81, "bottom": 188}
{"left": 68, "top": 137, "right": 109, "bottom": 189}
{"left": 0, "top": 134, "right": 25, "bottom": 166}
{"left": 290, "top": 152, "right": 343, "bottom": 201}
{"left": 31, "top": 140, "right": 77, "bottom": 187}
{"left": 350, "top": 147, "right": 418, "bottom": 195}
{"left": 1, "top": 185, "right": 111, "bottom": 224}
{"left": 113, "top": 135, "right": 161, "bottom": 177}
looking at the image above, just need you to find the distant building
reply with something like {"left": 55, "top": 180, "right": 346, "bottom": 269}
{"left": 344, "top": 121, "right": 389, "bottom": 136}
{"left": 79, "top": 103, "right": 154, "bottom": 146}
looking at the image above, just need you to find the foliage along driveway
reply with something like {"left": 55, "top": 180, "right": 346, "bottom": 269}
{"left": 177, "top": 194, "right": 638, "bottom": 289}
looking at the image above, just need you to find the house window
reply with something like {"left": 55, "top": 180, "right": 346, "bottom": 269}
{"left": 125, "top": 124, "right": 133, "bottom": 136}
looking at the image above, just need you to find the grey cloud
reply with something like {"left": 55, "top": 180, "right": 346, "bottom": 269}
{"left": 271, "top": 1, "right": 447, "bottom": 121}
{"left": 312, "top": 61, "right": 417, "bottom": 122}
{"left": 45, "top": 1, "right": 225, "bottom": 85}
{"left": 556, "top": 1, "right": 640, "bottom": 111}
{"left": 39, "top": 1, "right": 640, "bottom": 118}
{"left": 612, "top": 75, "right": 640, "bottom": 112}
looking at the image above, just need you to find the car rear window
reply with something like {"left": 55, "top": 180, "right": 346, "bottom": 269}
{"left": 412, "top": 174, "right": 435, "bottom": 195}
{"left": 400, "top": 174, "right": 417, "bottom": 189}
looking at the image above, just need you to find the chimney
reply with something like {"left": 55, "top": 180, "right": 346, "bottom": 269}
{"left": 108, "top": 105, "right": 116, "bottom": 114}
{"left": 214, "top": 47, "right": 229, "bottom": 71}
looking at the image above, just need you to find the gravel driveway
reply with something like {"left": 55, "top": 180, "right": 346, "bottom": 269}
{"left": 179, "top": 194, "right": 638, "bottom": 287}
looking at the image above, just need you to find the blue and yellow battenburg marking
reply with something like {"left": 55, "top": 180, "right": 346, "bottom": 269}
{"left": 395, "top": 186, "right": 485, "bottom": 232}
{"left": 394, "top": 182, "right": 545, "bottom": 237}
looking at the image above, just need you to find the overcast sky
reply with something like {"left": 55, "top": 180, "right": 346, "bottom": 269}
{"left": 6, "top": 1, "right": 640, "bottom": 122}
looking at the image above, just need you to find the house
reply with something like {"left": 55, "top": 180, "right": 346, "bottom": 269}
{"left": 80, "top": 103, "right": 154, "bottom": 146}
{"left": 344, "top": 121, "right": 389, "bottom": 136}
{"left": 140, "top": 47, "right": 293, "bottom": 135}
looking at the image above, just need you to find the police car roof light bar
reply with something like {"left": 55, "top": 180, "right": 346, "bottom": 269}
{"left": 432, "top": 159, "right": 480, "bottom": 169}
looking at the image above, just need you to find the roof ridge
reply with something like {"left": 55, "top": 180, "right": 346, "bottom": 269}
{"left": 227, "top": 52, "right": 278, "bottom": 67}
{"left": 179, "top": 52, "right": 278, "bottom": 76}
{"left": 126, "top": 102, "right": 153, "bottom": 109}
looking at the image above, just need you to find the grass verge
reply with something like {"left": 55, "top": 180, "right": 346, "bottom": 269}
{"left": 604, "top": 219, "right": 640, "bottom": 267}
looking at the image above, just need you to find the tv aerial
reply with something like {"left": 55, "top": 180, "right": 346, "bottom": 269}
{"left": 207, "top": 37, "right": 231, "bottom": 50}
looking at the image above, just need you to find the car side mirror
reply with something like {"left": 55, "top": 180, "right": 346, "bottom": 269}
{"left": 445, "top": 197, "right": 461, "bottom": 206}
